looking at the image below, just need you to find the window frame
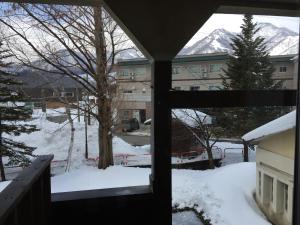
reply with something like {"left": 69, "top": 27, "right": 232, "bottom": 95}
{"left": 3, "top": 2, "right": 300, "bottom": 225}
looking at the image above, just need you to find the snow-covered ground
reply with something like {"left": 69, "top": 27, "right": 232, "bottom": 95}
{"left": 49, "top": 162, "right": 268, "bottom": 225}
{"left": 172, "top": 163, "right": 268, "bottom": 225}
{"left": 6, "top": 110, "right": 245, "bottom": 173}
{"left": 0, "top": 108, "right": 266, "bottom": 225}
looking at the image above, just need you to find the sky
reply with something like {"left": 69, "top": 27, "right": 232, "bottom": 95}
{"left": 186, "top": 14, "right": 300, "bottom": 47}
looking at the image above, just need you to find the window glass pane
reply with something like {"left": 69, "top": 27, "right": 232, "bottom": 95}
{"left": 171, "top": 106, "right": 295, "bottom": 225}
{"left": 0, "top": 2, "right": 151, "bottom": 194}
{"left": 173, "top": 14, "right": 299, "bottom": 91}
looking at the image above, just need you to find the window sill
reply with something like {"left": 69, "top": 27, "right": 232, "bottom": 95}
{"left": 51, "top": 185, "right": 152, "bottom": 202}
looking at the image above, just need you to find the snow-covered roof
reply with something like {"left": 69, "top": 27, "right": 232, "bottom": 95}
{"left": 172, "top": 109, "right": 212, "bottom": 127}
{"left": 143, "top": 109, "right": 212, "bottom": 127}
{"left": 242, "top": 110, "right": 296, "bottom": 142}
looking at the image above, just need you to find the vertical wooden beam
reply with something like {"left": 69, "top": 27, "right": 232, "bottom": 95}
{"left": 293, "top": 23, "right": 300, "bottom": 225}
{"left": 150, "top": 60, "right": 172, "bottom": 225}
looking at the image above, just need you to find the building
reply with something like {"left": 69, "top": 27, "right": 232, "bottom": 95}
{"left": 242, "top": 111, "right": 296, "bottom": 225}
{"left": 16, "top": 70, "right": 84, "bottom": 108}
{"left": 0, "top": 1, "right": 298, "bottom": 225}
{"left": 115, "top": 53, "right": 297, "bottom": 122}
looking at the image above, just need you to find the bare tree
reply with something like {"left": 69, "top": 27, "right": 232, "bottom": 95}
{"left": 172, "top": 109, "right": 220, "bottom": 169}
{"left": 0, "top": 3, "right": 135, "bottom": 168}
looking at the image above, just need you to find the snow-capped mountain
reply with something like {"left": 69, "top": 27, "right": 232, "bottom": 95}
{"left": 179, "top": 23, "right": 299, "bottom": 56}
{"left": 180, "top": 29, "right": 235, "bottom": 55}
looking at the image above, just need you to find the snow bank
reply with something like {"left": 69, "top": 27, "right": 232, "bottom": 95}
{"left": 243, "top": 110, "right": 295, "bottom": 142}
{"left": 8, "top": 116, "right": 150, "bottom": 170}
{"left": 172, "top": 163, "right": 270, "bottom": 225}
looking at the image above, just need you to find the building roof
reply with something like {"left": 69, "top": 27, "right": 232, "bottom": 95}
{"left": 242, "top": 110, "right": 296, "bottom": 142}
{"left": 117, "top": 53, "right": 297, "bottom": 66}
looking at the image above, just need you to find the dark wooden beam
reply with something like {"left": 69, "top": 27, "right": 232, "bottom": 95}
{"left": 0, "top": 155, "right": 53, "bottom": 225}
{"left": 150, "top": 60, "right": 172, "bottom": 225}
{"left": 170, "top": 90, "right": 296, "bottom": 108}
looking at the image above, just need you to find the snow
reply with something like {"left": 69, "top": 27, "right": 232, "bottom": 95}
{"left": 50, "top": 162, "right": 268, "bottom": 225}
{"left": 0, "top": 181, "right": 11, "bottom": 193}
{"left": 143, "top": 109, "right": 212, "bottom": 127}
{"left": 242, "top": 110, "right": 295, "bottom": 142}
{"left": 5, "top": 112, "right": 150, "bottom": 171}
{"left": 172, "top": 109, "right": 212, "bottom": 126}
{"left": 51, "top": 166, "right": 150, "bottom": 193}
{"left": 172, "top": 163, "right": 269, "bottom": 225}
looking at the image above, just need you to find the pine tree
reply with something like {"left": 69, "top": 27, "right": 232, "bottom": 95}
{"left": 219, "top": 14, "right": 287, "bottom": 160}
{"left": 223, "top": 14, "right": 282, "bottom": 90}
{"left": 0, "top": 42, "right": 37, "bottom": 181}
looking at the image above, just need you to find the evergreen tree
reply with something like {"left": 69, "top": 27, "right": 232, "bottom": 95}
{"left": 218, "top": 14, "right": 287, "bottom": 142}
{"left": 223, "top": 14, "right": 282, "bottom": 90}
{"left": 0, "top": 42, "right": 37, "bottom": 181}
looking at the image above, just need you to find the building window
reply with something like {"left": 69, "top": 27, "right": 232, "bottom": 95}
{"left": 134, "top": 67, "right": 146, "bottom": 75}
{"left": 60, "top": 92, "right": 74, "bottom": 97}
{"left": 279, "top": 66, "right": 287, "bottom": 73}
{"left": 173, "top": 87, "right": 181, "bottom": 90}
{"left": 190, "top": 86, "right": 200, "bottom": 91}
{"left": 208, "top": 85, "right": 220, "bottom": 90}
{"left": 284, "top": 184, "right": 288, "bottom": 212}
{"left": 188, "top": 65, "right": 201, "bottom": 74}
{"left": 172, "top": 67, "right": 180, "bottom": 75}
{"left": 119, "top": 69, "right": 130, "bottom": 76}
{"left": 202, "top": 65, "right": 208, "bottom": 78}
{"left": 209, "top": 64, "right": 222, "bottom": 72}
{"left": 276, "top": 181, "right": 289, "bottom": 214}
{"left": 123, "top": 90, "right": 133, "bottom": 93}
{"left": 258, "top": 172, "right": 262, "bottom": 196}
{"left": 263, "top": 174, "right": 273, "bottom": 206}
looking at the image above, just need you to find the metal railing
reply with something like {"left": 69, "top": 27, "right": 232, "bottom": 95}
{"left": 0, "top": 155, "right": 53, "bottom": 225}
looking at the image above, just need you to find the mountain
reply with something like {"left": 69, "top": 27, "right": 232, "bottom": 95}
{"left": 179, "top": 29, "right": 235, "bottom": 55}
{"left": 179, "top": 23, "right": 299, "bottom": 56}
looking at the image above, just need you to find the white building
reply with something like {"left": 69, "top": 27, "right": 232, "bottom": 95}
{"left": 243, "top": 111, "right": 296, "bottom": 225}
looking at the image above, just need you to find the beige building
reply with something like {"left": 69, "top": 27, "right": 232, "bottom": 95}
{"left": 242, "top": 110, "right": 296, "bottom": 225}
{"left": 115, "top": 53, "right": 297, "bottom": 122}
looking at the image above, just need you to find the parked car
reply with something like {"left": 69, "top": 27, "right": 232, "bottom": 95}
{"left": 121, "top": 118, "right": 140, "bottom": 132}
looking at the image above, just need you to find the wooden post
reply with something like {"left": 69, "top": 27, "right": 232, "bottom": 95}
{"left": 243, "top": 139, "right": 249, "bottom": 162}
{"left": 150, "top": 60, "right": 172, "bottom": 225}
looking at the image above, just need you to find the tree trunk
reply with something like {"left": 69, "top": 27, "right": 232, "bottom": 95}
{"left": 243, "top": 140, "right": 249, "bottom": 162}
{"left": 206, "top": 147, "right": 215, "bottom": 169}
{"left": 84, "top": 109, "right": 88, "bottom": 159}
{"left": 0, "top": 155, "right": 6, "bottom": 181}
{"left": 93, "top": 6, "right": 113, "bottom": 169}
{"left": 65, "top": 106, "right": 75, "bottom": 172}
{"left": 76, "top": 88, "right": 80, "bottom": 122}
{"left": 0, "top": 120, "right": 6, "bottom": 181}
{"left": 98, "top": 100, "right": 113, "bottom": 169}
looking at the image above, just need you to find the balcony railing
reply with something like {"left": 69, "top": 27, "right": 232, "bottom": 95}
{"left": 0, "top": 155, "right": 53, "bottom": 225}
